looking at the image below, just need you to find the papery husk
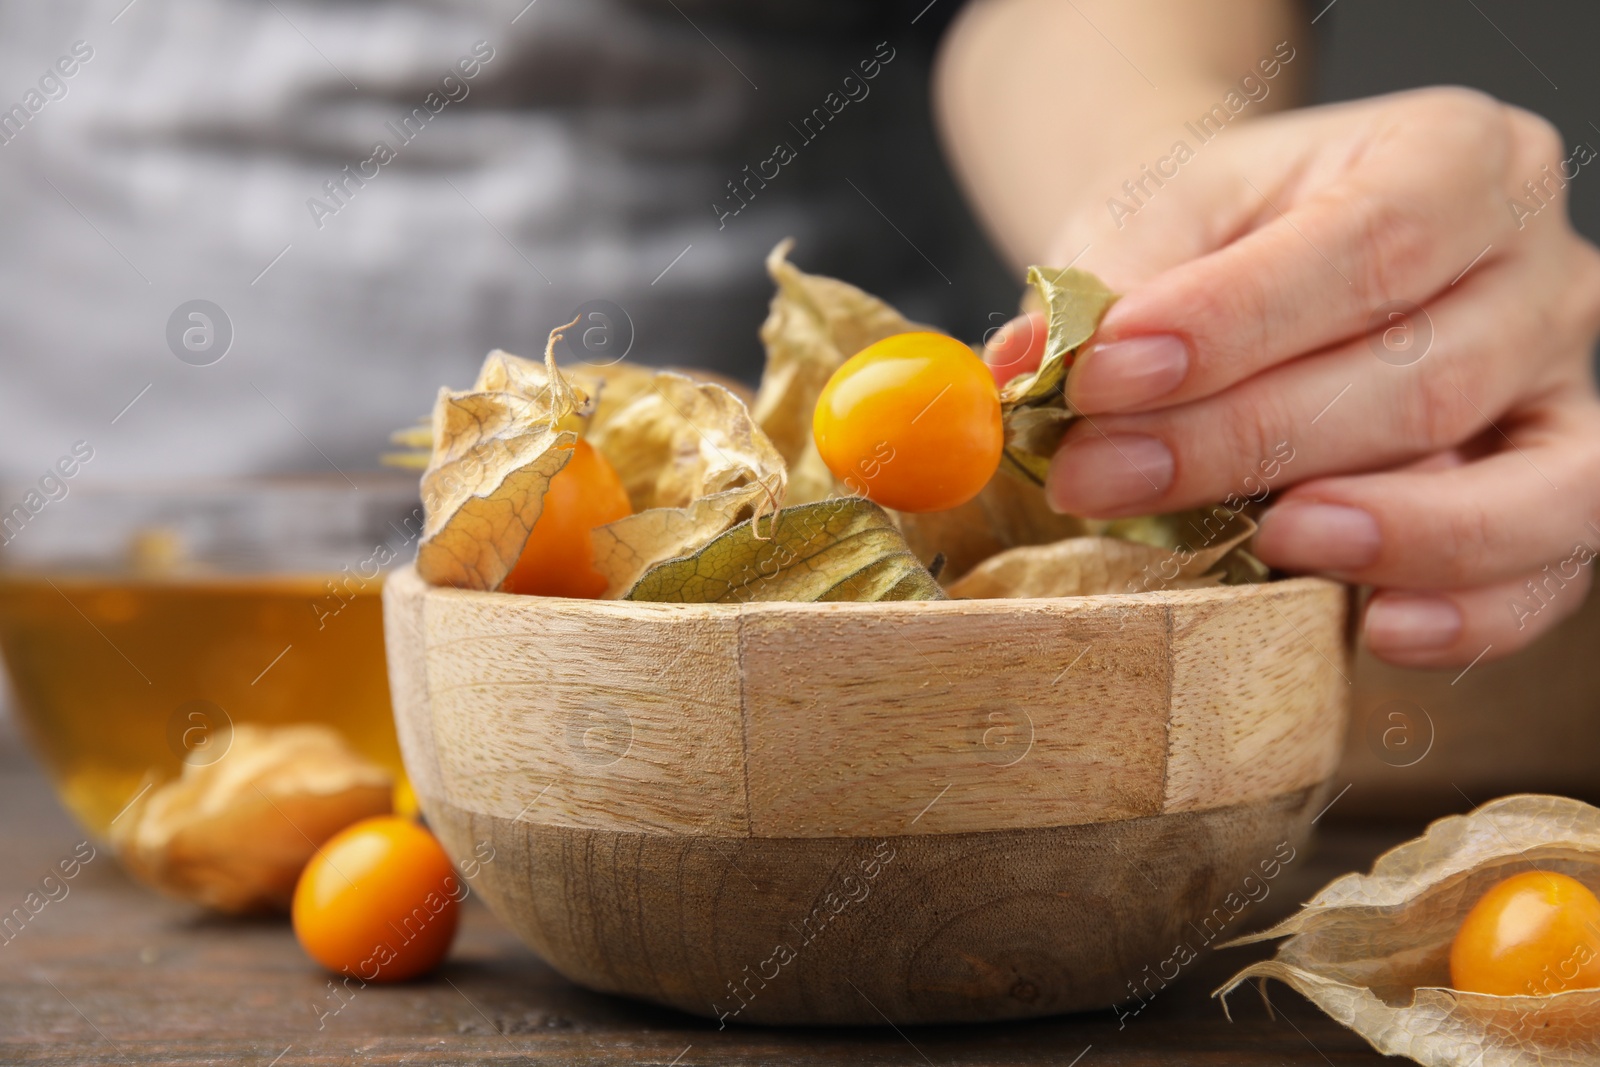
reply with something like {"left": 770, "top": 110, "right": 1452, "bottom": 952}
{"left": 1099, "top": 506, "right": 1270, "bottom": 586}
{"left": 624, "top": 498, "right": 944, "bottom": 604}
{"left": 385, "top": 362, "right": 748, "bottom": 470}
{"left": 999, "top": 266, "right": 1118, "bottom": 484}
{"left": 415, "top": 325, "right": 594, "bottom": 591}
{"left": 946, "top": 535, "right": 1218, "bottom": 599}
{"left": 584, "top": 370, "right": 788, "bottom": 596}
{"left": 586, "top": 370, "right": 785, "bottom": 513}
{"left": 942, "top": 507, "right": 1255, "bottom": 598}
{"left": 895, "top": 471, "right": 1089, "bottom": 583}
{"left": 1217, "top": 794, "right": 1600, "bottom": 1066}
{"left": 590, "top": 486, "right": 769, "bottom": 599}
{"left": 110, "top": 724, "right": 392, "bottom": 914}
{"left": 751, "top": 239, "right": 928, "bottom": 504}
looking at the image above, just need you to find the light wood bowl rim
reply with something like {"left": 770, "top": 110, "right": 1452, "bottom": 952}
{"left": 411, "top": 572, "right": 1342, "bottom": 616}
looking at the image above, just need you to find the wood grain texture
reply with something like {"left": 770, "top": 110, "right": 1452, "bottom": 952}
{"left": 386, "top": 566, "right": 1349, "bottom": 838}
{"left": 426, "top": 787, "right": 1327, "bottom": 1026}
{"left": 739, "top": 599, "right": 1169, "bottom": 836}
{"left": 381, "top": 565, "right": 444, "bottom": 804}
{"left": 425, "top": 583, "right": 748, "bottom": 837}
{"left": 383, "top": 566, "right": 1349, "bottom": 1025}
{"left": 1164, "top": 581, "right": 1351, "bottom": 813}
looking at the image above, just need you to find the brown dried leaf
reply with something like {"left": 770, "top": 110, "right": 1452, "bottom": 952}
{"left": 587, "top": 371, "right": 786, "bottom": 513}
{"left": 624, "top": 498, "right": 943, "bottom": 604}
{"left": 1218, "top": 794, "right": 1600, "bottom": 1066}
{"left": 415, "top": 332, "right": 593, "bottom": 590}
{"left": 751, "top": 239, "right": 927, "bottom": 504}
{"left": 110, "top": 724, "right": 392, "bottom": 914}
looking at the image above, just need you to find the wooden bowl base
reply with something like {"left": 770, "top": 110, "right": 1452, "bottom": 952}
{"left": 427, "top": 785, "right": 1325, "bottom": 1026}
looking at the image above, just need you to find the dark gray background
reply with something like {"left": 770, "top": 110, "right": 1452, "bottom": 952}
{"left": 1315, "top": 0, "right": 1600, "bottom": 243}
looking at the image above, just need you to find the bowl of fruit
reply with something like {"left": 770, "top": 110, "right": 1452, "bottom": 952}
{"left": 383, "top": 242, "right": 1350, "bottom": 1025}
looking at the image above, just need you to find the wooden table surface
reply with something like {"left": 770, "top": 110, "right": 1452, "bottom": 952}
{"left": 0, "top": 727, "right": 1417, "bottom": 1066}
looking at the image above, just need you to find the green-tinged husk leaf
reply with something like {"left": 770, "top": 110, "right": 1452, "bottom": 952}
{"left": 624, "top": 498, "right": 944, "bottom": 604}
{"left": 1218, "top": 795, "right": 1600, "bottom": 1067}
{"left": 946, "top": 513, "right": 1255, "bottom": 599}
{"left": 996, "top": 406, "right": 1073, "bottom": 485}
{"left": 590, "top": 484, "right": 769, "bottom": 599}
{"left": 1096, "top": 506, "right": 1271, "bottom": 588}
{"left": 751, "top": 240, "right": 928, "bottom": 504}
{"left": 999, "top": 266, "right": 1118, "bottom": 484}
{"left": 1001, "top": 266, "right": 1117, "bottom": 407}
{"left": 583, "top": 370, "right": 787, "bottom": 595}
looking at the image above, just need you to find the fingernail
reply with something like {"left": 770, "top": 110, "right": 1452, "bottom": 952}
{"left": 1255, "top": 503, "right": 1382, "bottom": 572}
{"left": 1364, "top": 594, "right": 1463, "bottom": 653}
{"left": 1070, "top": 334, "right": 1190, "bottom": 413}
{"left": 1047, "top": 434, "right": 1173, "bottom": 515}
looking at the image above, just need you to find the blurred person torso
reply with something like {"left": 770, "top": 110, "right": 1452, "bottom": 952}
{"left": 0, "top": 0, "right": 1010, "bottom": 484}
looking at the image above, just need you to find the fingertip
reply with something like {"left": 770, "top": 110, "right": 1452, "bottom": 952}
{"left": 983, "top": 310, "right": 1046, "bottom": 387}
{"left": 1362, "top": 592, "right": 1464, "bottom": 664}
{"left": 1361, "top": 566, "right": 1594, "bottom": 669}
{"left": 1066, "top": 333, "right": 1191, "bottom": 414}
{"left": 1255, "top": 501, "right": 1382, "bottom": 574}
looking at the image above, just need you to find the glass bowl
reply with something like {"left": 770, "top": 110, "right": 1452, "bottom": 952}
{"left": 0, "top": 476, "right": 421, "bottom": 838}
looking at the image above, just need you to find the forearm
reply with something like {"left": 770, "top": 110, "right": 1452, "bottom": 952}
{"left": 934, "top": 0, "right": 1309, "bottom": 270}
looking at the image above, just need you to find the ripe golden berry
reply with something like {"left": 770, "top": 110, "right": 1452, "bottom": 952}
{"left": 1450, "top": 870, "right": 1600, "bottom": 996}
{"left": 502, "top": 439, "right": 632, "bottom": 598}
{"left": 813, "top": 332, "right": 1003, "bottom": 512}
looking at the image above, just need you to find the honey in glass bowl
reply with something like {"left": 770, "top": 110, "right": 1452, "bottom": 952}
{"left": 0, "top": 478, "right": 422, "bottom": 838}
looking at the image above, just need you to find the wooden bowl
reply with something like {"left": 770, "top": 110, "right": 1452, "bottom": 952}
{"left": 384, "top": 564, "right": 1349, "bottom": 1026}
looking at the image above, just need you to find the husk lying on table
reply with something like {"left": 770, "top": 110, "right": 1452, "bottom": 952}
{"left": 111, "top": 724, "right": 392, "bottom": 914}
{"left": 1218, "top": 794, "right": 1600, "bottom": 1066}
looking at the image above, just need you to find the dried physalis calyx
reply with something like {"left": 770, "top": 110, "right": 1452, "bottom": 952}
{"left": 624, "top": 498, "right": 943, "bottom": 604}
{"left": 947, "top": 511, "right": 1258, "bottom": 599}
{"left": 998, "top": 265, "right": 1117, "bottom": 485}
{"left": 587, "top": 370, "right": 789, "bottom": 597}
{"left": 750, "top": 239, "right": 927, "bottom": 505}
{"left": 1218, "top": 795, "right": 1600, "bottom": 1067}
{"left": 111, "top": 724, "right": 392, "bottom": 914}
{"left": 415, "top": 319, "right": 594, "bottom": 591}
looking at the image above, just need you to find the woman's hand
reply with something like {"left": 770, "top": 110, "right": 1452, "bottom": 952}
{"left": 985, "top": 89, "right": 1600, "bottom": 669}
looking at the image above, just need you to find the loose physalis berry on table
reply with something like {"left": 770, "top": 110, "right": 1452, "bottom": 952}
{"left": 813, "top": 331, "right": 1003, "bottom": 513}
{"left": 1449, "top": 870, "right": 1600, "bottom": 996}
{"left": 292, "top": 815, "right": 461, "bottom": 982}
{"left": 502, "top": 438, "right": 632, "bottom": 598}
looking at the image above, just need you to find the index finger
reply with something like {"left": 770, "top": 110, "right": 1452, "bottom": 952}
{"left": 981, "top": 310, "right": 1047, "bottom": 387}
